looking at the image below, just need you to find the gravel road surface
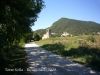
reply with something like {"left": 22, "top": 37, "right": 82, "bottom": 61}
{"left": 25, "top": 42, "right": 100, "bottom": 75}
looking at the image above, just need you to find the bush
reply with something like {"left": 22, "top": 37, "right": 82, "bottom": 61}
{"left": 33, "top": 33, "right": 41, "bottom": 41}
{"left": 87, "top": 35, "right": 96, "bottom": 43}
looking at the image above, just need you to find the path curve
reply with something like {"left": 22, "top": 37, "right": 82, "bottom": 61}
{"left": 25, "top": 42, "right": 100, "bottom": 75}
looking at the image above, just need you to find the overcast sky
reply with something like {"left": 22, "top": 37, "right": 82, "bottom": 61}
{"left": 31, "top": 0, "right": 100, "bottom": 31}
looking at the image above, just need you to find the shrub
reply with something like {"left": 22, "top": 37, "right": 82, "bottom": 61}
{"left": 87, "top": 35, "right": 96, "bottom": 43}
{"left": 33, "top": 33, "right": 41, "bottom": 41}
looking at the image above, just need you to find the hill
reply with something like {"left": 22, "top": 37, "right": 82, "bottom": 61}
{"left": 34, "top": 18, "right": 100, "bottom": 36}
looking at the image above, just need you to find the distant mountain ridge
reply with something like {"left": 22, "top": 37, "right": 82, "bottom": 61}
{"left": 34, "top": 18, "right": 100, "bottom": 36}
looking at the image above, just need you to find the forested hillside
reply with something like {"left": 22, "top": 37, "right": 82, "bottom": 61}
{"left": 34, "top": 18, "right": 100, "bottom": 36}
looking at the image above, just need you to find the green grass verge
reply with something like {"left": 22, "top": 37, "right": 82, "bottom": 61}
{"left": 36, "top": 35, "right": 100, "bottom": 71}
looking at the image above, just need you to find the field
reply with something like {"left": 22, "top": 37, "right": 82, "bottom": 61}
{"left": 36, "top": 35, "right": 100, "bottom": 71}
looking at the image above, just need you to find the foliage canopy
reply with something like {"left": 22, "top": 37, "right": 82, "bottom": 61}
{"left": 0, "top": 0, "right": 44, "bottom": 61}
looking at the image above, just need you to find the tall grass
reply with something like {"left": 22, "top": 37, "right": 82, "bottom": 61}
{"left": 36, "top": 35, "right": 100, "bottom": 71}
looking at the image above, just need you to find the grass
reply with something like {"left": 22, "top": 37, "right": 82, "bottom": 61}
{"left": 0, "top": 46, "right": 31, "bottom": 75}
{"left": 36, "top": 35, "right": 100, "bottom": 71}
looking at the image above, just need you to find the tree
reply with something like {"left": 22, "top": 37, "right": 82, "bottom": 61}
{"left": 33, "top": 33, "right": 41, "bottom": 41}
{"left": 0, "top": 0, "right": 45, "bottom": 61}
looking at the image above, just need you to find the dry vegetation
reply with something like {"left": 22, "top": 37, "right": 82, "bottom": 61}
{"left": 36, "top": 35, "right": 100, "bottom": 71}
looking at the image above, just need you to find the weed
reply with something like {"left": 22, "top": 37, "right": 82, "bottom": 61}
{"left": 36, "top": 35, "right": 100, "bottom": 71}
{"left": 87, "top": 35, "right": 96, "bottom": 43}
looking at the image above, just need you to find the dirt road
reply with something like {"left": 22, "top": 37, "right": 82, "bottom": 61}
{"left": 25, "top": 42, "right": 100, "bottom": 75}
